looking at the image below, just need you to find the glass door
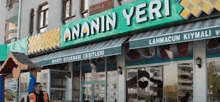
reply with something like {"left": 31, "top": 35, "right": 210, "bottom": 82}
{"left": 83, "top": 82, "right": 105, "bottom": 102}
{"left": 82, "top": 59, "right": 106, "bottom": 102}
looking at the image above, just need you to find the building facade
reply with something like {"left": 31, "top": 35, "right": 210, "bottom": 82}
{"left": 0, "top": 0, "right": 220, "bottom": 102}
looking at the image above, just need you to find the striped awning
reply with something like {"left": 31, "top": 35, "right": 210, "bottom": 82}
{"left": 31, "top": 37, "right": 127, "bottom": 66}
{"left": 129, "top": 17, "right": 220, "bottom": 49}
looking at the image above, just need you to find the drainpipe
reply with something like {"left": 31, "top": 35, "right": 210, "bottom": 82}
{"left": 17, "top": 0, "right": 22, "bottom": 40}
{"left": 17, "top": 0, "right": 22, "bottom": 101}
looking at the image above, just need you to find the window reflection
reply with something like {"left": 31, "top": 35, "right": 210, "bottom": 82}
{"left": 207, "top": 60, "right": 220, "bottom": 102}
{"left": 107, "top": 70, "right": 118, "bottom": 102}
{"left": 126, "top": 62, "right": 193, "bottom": 102}
{"left": 82, "top": 59, "right": 105, "bottom": 102}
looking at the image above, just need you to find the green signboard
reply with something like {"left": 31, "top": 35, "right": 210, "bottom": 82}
{"left": 7, "top": 38, "right": 28, "bottom": 55}
{"left": 0, "top": 38, "right": 28, "bottom": 61}
{"left": 130, "top": 26, "right": 220, "bottom": 48}
{"left": 60, "top": 0, "right": 184, "bottom": 48}
{"left": 0, "top": 45, "right": 7, "bottom": 61}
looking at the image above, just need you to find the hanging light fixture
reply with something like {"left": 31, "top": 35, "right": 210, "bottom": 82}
{"left": 117, "top": 66, "right": 122, "bottom": 74}
{"left": 196, "top": 56, "right": 202, "bottom": 68}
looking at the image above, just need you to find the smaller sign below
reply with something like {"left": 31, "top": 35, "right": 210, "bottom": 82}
{"left": 51, "top": 50, "right": 105, "bottom": 64}
{"left": 130, "top": 26, "right": 220, "bottom": 49}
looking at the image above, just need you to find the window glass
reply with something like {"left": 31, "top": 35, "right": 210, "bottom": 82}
{"left": 46, "top": 10, "right": 49, "bottom": 25}
{"left": 207, "top": 59, "right": 220, "bottom": 102}
{"left": 84, "top": 0, "right": 89, "bottom": 10}
{"left": 40, "top": 12, "right": 44, "bottom": 28}
{"left": 126, "top": 62, "right": 193, "bottom": 102}
{"left": 107, "top": 56, "right": 118, "bottom": 102}
{"left": 30, "top": 9, "right": 34, "bottom": 35}
{"left": 126, "top": 42, "right": 193, "bottom": 66}
{"left": 38, "top": 3, "right": 49, "bottom": 33}
{"left": 81, "top": 0, "right": 89, "bottom": 17}
{"left": 82, "top": 59, "right": 105, "bottom": 101}
{"left": 72, "top": 65, "right": 80, "bottom": 102}
{"left": 65, "top": 1, "right": 70, "bottom": 18}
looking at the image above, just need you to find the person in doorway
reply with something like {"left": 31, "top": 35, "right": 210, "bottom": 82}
{"left": 27, "top": 82, "right": 49, "bottom": 102}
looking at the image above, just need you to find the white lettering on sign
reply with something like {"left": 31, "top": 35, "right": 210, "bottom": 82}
{"left": 149, "top": 0, "right": 162, "bottom": 20}
{"left": 64, "top": 28, "right": 71, "bottom": 42}
{"left": 165, "top": 0, "right": 170, "bottom": 16}
{"left": 123, "top": 7, "right": 135, "bottom": 26}
{"left": 91, "top": 17, "right": 101, "bottom": 35}
{"left": 72, "top": 24, "right": 81, "bottom": 40}
{"left": 122, "top": 0, "right": 170, "bottom": 24}
{"left": 81, "top": 22, "right": 90, "bottom": 37}
{"left": 52, "top": 58, "right": 63, "bottom": 64}
{"left": 149, "top": 35, "right": 180, "bottom": 45}
{"left": 64, "top": 0, "right": 171, "bottom": 43}
{"left": 215, "top": 30, "right": 220, "bottom": 35}
{"left": 136, "top": 3, "right": 147, "bottom": 23}
{"left": 106, "top": 12, "right": 117, "bottom": 31}
{"left": 63, "top": 55, "right": 82, "bottom": 62}
{"left": 83, "top": 50, "right": 104, "bottom": 59}
{"left": 64, "top": 13, "right": 117, "bottom": 41}
{"left": 183, "top": 30, "right": 211, "bottom": 40}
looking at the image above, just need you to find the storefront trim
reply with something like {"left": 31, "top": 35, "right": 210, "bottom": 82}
{"left": 31, "top": 37, "right": 127, "bottom": 66}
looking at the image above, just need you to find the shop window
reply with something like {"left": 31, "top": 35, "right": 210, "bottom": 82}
{"left": 19, "top": 72, "right": 29, "bottom": 101}
{"left": 126, "top": 42, "right": 193, "bottom": 66}
{"left": 80, "top": 57, "right": 118, "bottom": 102}
{"left": 72, "top": 71, "right": 80, "bottom": 101}
{"left": 29, "top": 9, "right": 34, "bottom": 36}
{"left": 81, "top": 0, "right": 89, "bottom": 17}
{"left": 51, "top": 90, "right": 65, "bottom": 100}
{"left": 82, "top": 59, "right": 106, "bottom": 101}
{"left": 37, "top": 2, "right": 49, "bottom": 33}
{"left": 207, "top": 60, "right": 220, "bottom": 101}
{"left": 107, "top": 70, "right": 118, "bottom": 101}
{"left": 6, "top": 0, "right": 14, "bottom": 9}
{"left": 206, "top": 38, "right": 220, "bottom": 58}
{"left": 126, "top": 62, "right": 193, "bottom": 102}
{"left": 62, "top": 0, "right": 75, "bottom": 22}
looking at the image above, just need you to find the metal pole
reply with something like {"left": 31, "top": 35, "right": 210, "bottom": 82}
{"left": 80, "top": 61, "right": 83, "bottom": 102}
{"left": 104, "top": 57, "right": 107, "bottom": 102}
{"left": 17, "top": 77, "right": 20, "bottom": 102}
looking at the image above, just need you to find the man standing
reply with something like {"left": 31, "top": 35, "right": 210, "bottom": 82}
{"left": 27, "top": 82, "right": 49, "bottom": 102}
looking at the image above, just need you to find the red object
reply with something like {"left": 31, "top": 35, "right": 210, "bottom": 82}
{"left": 73, "top": 61, "right": 80, "bottom": 66}
{"left": 83, "top": 60, "right": 90, "bottom": 65}
{"left": 177, "top": 42, "right": 189, "bottom": 57}
{"left": 97, "top": 58, "right": 104, "bottom": 62}
{"left": 108, "top": 56, "right": 116, "bottom": 62}
{"left": 126, "top": 50, "right": 140, "bottom": 59}
{"left": 142, "top": 48, "right": 152, "bottom": 56}
{"left": 159, "top": 45, "right": 170, "bottom": 58}
{"left": 207, "top": 38, "right": 219, "bottom": 49}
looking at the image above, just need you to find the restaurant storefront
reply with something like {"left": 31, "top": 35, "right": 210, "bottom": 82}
{"left": 0, "top": 0, "right": 220, "bottom": 102}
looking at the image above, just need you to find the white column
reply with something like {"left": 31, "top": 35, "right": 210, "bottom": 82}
{"left": 117, "top": 46, "right": 126, "bottom": 102}
{"left": 66, "top": 63, "right": 73, "bottom": 100}
{"left": 193, "top": 40, "right": 207, "bottom": 102}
